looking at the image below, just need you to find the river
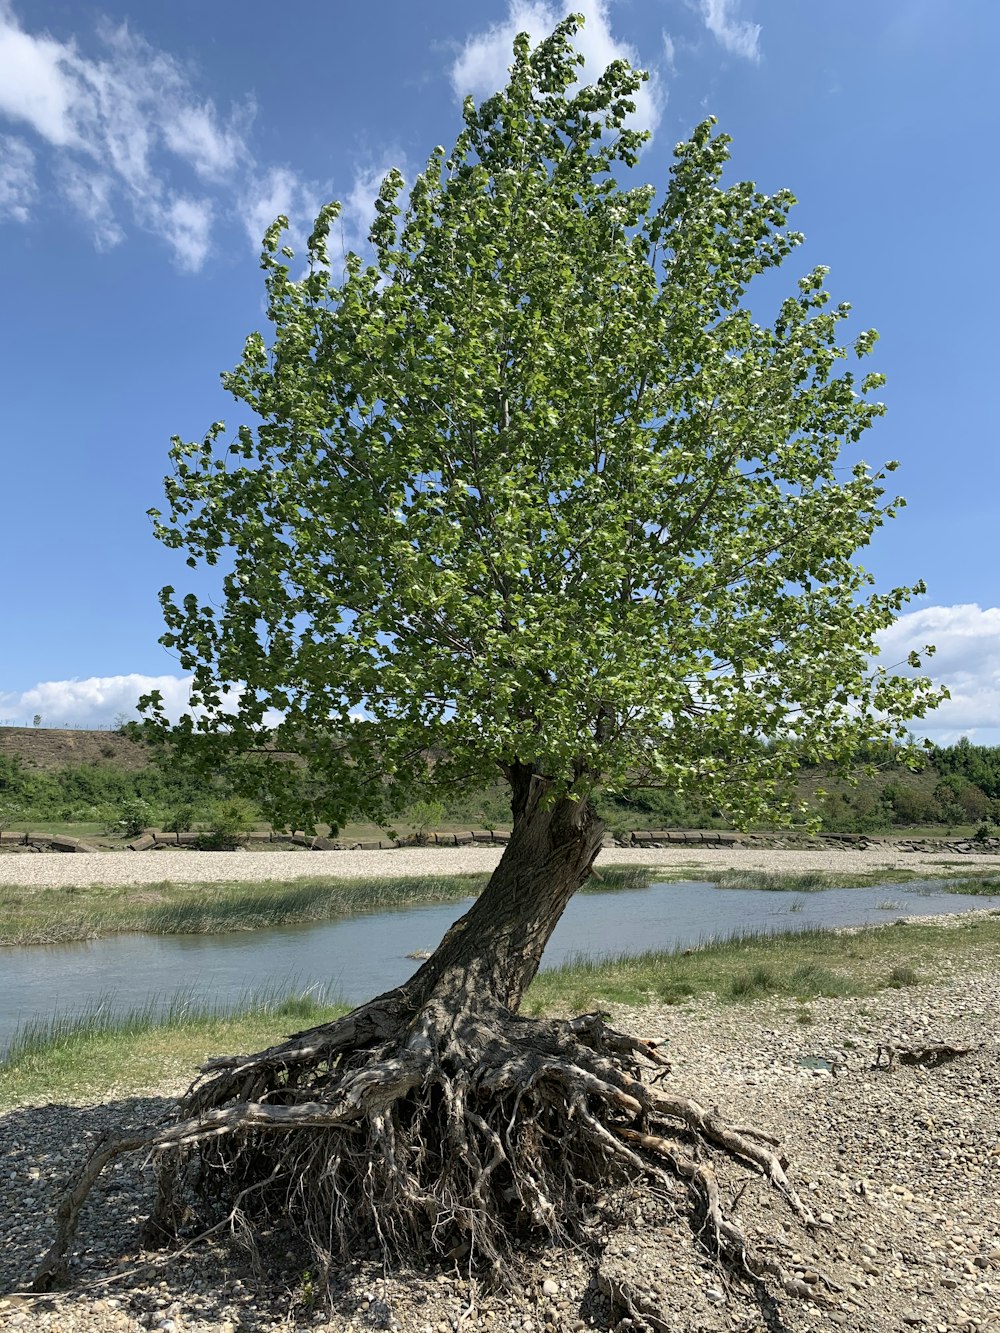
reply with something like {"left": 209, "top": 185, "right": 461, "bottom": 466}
{"left": 2, "top": 878, "right": 997, "bottom": 1052}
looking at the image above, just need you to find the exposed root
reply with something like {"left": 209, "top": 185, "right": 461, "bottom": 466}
{"left": 31, "top": 1000, "right": 828, "bottom": 1312}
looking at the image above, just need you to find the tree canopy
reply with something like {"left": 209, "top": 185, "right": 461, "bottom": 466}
{"left": 146, "top": 16, "right": 939, "bottom": 827}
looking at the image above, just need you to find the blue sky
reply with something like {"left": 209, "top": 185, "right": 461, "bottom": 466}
{"left": 0, "top": 0, "right": 997, "bottom": 741}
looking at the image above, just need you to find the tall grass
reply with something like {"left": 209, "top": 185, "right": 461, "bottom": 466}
{"left": 0, "top": 872, "right": 490, "bottom": 946}
{"left": 2, "top": 980, "right": 342, "bottom": 1067}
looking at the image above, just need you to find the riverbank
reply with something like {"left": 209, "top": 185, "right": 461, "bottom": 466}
{"left": 2, "top": 842, "right": 999, "bottom": 892}
{"left": 1, "top": 918, "right": 998, "bottom": 1332}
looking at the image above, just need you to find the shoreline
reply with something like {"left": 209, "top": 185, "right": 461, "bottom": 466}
{"left": 1, "top": 842, "right": 999, "bottom": 890}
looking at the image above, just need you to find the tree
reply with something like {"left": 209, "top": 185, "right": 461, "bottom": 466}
{"left": 36, "top": 17, "right": 942, "bottom": 1301}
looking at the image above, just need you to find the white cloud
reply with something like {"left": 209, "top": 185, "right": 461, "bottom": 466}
{"left": 0, "top": 3, "right": 248, "bottom": 269}
{"left": 0, "top": 10, "right": 77, "bottom": 144}
{"left": 339, "top": 160, "right": 404, "bottom": 255}
{"left": 699, "top": 0, "right": 761, "bottom": 62}
{"left": 0, "top": 674, "right": 191, "bottom": 728}
{"left": 157, "top": 194, "right": 213, "bottom": 272}
{"left": 0, "top": 134, "right": 35, "bottom": 221}
{"left": 877, "top": 603, "right": 1000, "bottom": 743}
{"left": 451, "top": 0, "right": 663, "bottom": 137}
{"left": 240, "top": 163, "right": 323, "bottom": 254}
{"left": 0, "top": 673, "right": 288, "bottom": 729}
{"left": 162, "top": 100, "right": 250, "bottom": 182}
{"left": 60, "top": 160, "right": 123, "bottom": 248}
{"left": 661, "top": 31, "right": 677, "bottom": 74}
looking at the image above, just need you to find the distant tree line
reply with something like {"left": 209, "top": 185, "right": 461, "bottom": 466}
{"left": 1, "top": 741, "right": 998, "bottom": 838}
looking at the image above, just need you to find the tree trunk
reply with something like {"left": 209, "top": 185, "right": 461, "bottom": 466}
{"left": 398, "top": 768, "right": 605, "bottom": 1013}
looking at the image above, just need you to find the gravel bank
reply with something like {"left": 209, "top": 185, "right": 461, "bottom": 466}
{"left": 1, "top": 844, "right": 999, "bottom": 889}
{"left": 2, "top": 955, "right": 998, "bottom": 1332}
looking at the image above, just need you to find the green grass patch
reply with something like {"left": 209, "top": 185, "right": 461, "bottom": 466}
{"left": 523, "top": 914, "right": 1000, "bottom": 1016}
{"left": 886, "top": 963, "right": 921, "bottom": 988}
{"left": 689, "top": 868, "right": 918, "bottom": 891}
{"left": 0, "top": 983, "right": 347, "bottom": 1109}
{"left": 579, "top": 865, "right": 662, "bottom": 893}
{"left": 5, "top": 863, "right": 995, "bottom": 949}
{"left": 934, "top": 875, "right": 1000, "bottom": 896}
{"left": 0, "top": 872, "right": 490, "bottom": 946}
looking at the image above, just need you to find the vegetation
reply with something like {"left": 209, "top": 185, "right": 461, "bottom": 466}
{"left": 7, "top": 741, "right": 1000, "bottom": 842}
{"left": 4, "top": 865, "right": 995, "bottom": 948}
{"left": 0, "top": 984, "right": 346, "bottom": 1111}
{"left": 36, "top": 20, "right": 943, "bottom": 1300}
{"left": 524, "top": 913, "right": 1000, "bottom": 1016}
{"left": 0, "top": 871, "right": 490, "bottom": 945}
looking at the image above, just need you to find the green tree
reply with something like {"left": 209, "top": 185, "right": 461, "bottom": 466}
{"left": 38, "top": 18, "right": 942, "bottom": 1296}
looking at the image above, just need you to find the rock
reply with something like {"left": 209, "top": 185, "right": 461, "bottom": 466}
{"left": 541, "top": 1278, "right": 558, "bottom": 1297}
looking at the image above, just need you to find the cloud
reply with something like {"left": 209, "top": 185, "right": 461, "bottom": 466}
{"left": 0, "top": 134, "right": 35, "bottom": 221}
{"left": 0, "top": 674, "right": 193, "bottom": 728}
{"left": 451, "top": 0, "right": 663, "bottom": 137}
{"left": 162, "top": 100, "right": 250, "bottom": 182}
{"left": 157, "top": 194, "right": 213, "bottom": 272}
{"left": 0, "top": 673, "right": 289, "bottom": 729}
{"left": 876, "top": 603, "right": 1000, "bottom": 743}
{"left": 59, "top": 160, "right": 122, "bottom": 248}
{"left": 0, "top": 4, "right": 405, "bottom": 275}
{"left": 0, "top": 4, "right": 246, "bottom": 269}
{"left": 0, "top": 10, "right": 77, "bottom": 144}
{"left": 240, "top": 164, "right": 324, "bottom": 254}
{"left": 661, "top": 32, "right": 677, "bottom": 75}
{"left": 340, "top": 160, "right": 404, "bottom": 254}
{"left": 699, "top": 0, "right": 761, "bottom": 62}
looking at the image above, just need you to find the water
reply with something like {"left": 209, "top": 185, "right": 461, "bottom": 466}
{"left": 1, "top": 878, "right": 997, "bottom": 1053}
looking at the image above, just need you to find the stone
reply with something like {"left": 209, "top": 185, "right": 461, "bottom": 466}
{"left": 541, "top": 1279, "right": 558, "bottom": 1297}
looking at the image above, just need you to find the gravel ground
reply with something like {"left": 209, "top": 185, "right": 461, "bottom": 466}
{"left": 1, "top": 844, "right": 999, "bottom": 889}
{"left": 2, "top": 947, "right": 998, "bottom": 1332}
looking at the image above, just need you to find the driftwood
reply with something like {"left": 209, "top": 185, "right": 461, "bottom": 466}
{"left": 875, "top": 1041, "right": 974, "bottom": 1069}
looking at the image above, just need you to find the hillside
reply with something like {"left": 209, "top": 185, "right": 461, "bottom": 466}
{"left": 0, "top": 726, "right": 149, "bottom": 772}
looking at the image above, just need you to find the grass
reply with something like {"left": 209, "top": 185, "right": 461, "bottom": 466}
{"left": 685, "top": 867, "right": 918, "bottom": 891}
{"left": 0, "top": 983, "right": 347, "bottom": 1109}
{"left": 0, "top": 871, "right": 491, "bottom": 946}
{"left": 655, "top": 864, "right": 1000, "bottom": 894}
{"left": 522, "top": 913, "right": 1000, "bottom": 1017}
{"left": 5, "top": 913, "right": 1000, "bottom": 1106}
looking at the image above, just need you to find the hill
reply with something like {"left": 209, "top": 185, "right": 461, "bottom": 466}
{"left": 0, "top": 726, "right": 149, "bottom": 772}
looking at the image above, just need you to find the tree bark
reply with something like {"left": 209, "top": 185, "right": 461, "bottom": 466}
{"left": 398, "top": 768, "right": 605, "bottom": 1013}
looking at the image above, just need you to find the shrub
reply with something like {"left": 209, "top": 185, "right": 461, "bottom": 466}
{"left": 196, "top": 798, "right": 257, "bottom": 850}
{"left": 163, "top": 804, "right": 195, "bottom": 834}
{"left": 728, "top": 964, "right": 780, "bottom": 999}
{"left": 887, "top": 964, "right": 920, "bottom": 988}
{"left": 100, "top": 797, "right": 152, "bottom": 839}
{"left": 404, "top": 799, "right": 446, "bottom": 843}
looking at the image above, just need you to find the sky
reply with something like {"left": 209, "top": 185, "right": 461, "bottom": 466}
{"left": 0, "top": 0, "right": 997, "bottom": 742}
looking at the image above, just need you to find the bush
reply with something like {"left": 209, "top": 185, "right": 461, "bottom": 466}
{"left": 404, "top": 799, "right": 446, "bottom": 843}
{"left": 196, "top": 798, "right": 257, "bottom": 850}
{"left": 887, "top": 963, "right": 920, "bottom": 988}
{"left": 99, "top": 797, "right": 152, "bottom": 840}
{"left": 163, "top": 804, "right": 195, "bottom": 834}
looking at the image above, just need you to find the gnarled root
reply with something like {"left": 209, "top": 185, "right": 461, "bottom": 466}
{"left": 32, "top": 1000, "right": 822, "bottom": 1307}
